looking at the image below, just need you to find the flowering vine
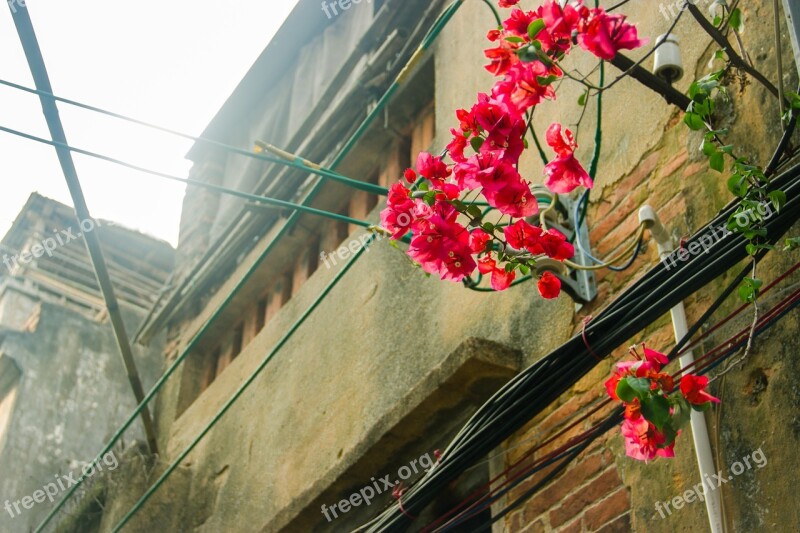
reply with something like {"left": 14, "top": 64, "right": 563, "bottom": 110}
{"left": 381, "top": 0, "right": 646, "bottom": 298}
{"left": 605, "top": 344, "right": 719, "bottom": 461}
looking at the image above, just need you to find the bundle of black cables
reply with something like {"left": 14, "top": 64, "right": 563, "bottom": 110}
{"left": 360, "top": 150, "right": 800, "bottom": 531}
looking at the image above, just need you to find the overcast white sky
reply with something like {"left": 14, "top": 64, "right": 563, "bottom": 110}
{"left": 0, "top": 0, "right": 301, "bottom": 247}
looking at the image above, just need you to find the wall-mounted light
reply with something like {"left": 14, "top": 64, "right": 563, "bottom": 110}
{"left": 653, "top": 33, "right": 684, "bottom": 84}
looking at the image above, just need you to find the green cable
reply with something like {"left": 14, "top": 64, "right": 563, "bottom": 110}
{"left": 480, "top": 0, "right": 503, "bottom": 26}
{"left": 36, "top": 3, "right": 466, "bottom": 531}
{"left": 111, "top": 236, "right": 375, "bottom": 533}
{"left": 0, "top": 125, "right": 372, "bottom": 229}
{"left": 0, "top": 78, "right": 388, "bottom": 196}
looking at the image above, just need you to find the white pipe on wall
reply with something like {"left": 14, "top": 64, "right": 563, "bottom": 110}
{"left": 639, "top": 205, "right": 725, "bottom": 533}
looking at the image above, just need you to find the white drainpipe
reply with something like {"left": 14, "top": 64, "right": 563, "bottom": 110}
{"left": 638, "top": 205, "right": 724, "bottom": 533}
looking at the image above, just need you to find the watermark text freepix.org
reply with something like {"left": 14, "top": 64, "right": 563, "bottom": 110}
{"left": 659, "top": 0, "right": 714, "bottom": 21}
{"left": 321, "top": 451, "right": 435, "bottom": 522}
{"left": 321, "top": 0, "right": 372, "bottom": 19}
{"left": 4, "top": 450, "right": 119, "bottom": 519}
{"left": 662, "top": 199, "right": 774, "bottom": 271}
{"left": 654, "top": 447, "right": 767, "bottom": 519}
{"left": 2, "top": 217, "right": 110, "bottom": 274}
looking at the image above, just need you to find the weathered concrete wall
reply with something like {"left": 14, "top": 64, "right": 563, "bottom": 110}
{"left": 0, "top": 287, "right": 165, "bottom": 533}
{"left": 78, "top": 0, "right": 800, "bottom": 532}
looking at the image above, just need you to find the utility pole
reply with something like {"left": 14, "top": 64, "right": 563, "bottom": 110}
{"left": 8, "top": 3, "right": 159, "bottom": 454}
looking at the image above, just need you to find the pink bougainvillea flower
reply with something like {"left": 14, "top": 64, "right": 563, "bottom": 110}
{"left": 641, "top": 344, "right": 669, "bottom": 366}
{"left": 624, "top": 397, "right": 641, "bottom": 421}
{"left": 543, "top": 123, "right": 593, "bottom": 194}
{"left": 478, "top": 255, "right": 516, "bottom": 291}
{"left": 484, "top": 178, "right": 539, "bottom": 218}
{"left": 407, "top": 211, "right": 476, "bottom": 282}
{"left": 454, "top": 151, "right": 500, "bottom": 190}
{"left": 621, "top": 417, "right": 675, "bottom": 461}
{"left": 498, "top": 0, "right": 520, "bottom": 8}
{"left": 537, "top": 271, "right": 561, "bottom": 299}
{"left": 680, "top": 375, "right": 721, "bottom": 405}
{"left": 577, "top": 10, "right": 648, "bottom": 61}
{"left": 503, "top": 8, "right": 539, "bottom": 37}
{"left": 416, "top": 152, "right": 452, "bottom": 188}
{"left": 605, "top": 370, "right": 624, "bottom": 401}
{"left": 539, "top": 0, "right": 586, "bottom": 54}
{"left": 403, "top": 168, "right": 417, "bottom": 183}
{"left": 503, "top": 219, "right": 543, "bottom": 252}
{"left": 447, "top": 129, "right": 469, "bottom": 163}
{"left": 484, "top": 37, "right": 522, "bottom": 77}
{"left": 470, "top": 229, "right": 492, "bottom": 254}
{"left": 380, "top": 182, "right": 417, "bottom": 239}
{"left": 540, "top": 228, "right": 574, "bottom": 261}
{"left": 494, "top": 61, "right": 560, "bottom": 115}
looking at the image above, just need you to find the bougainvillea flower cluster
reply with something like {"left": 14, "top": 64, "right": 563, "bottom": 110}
{"left": 605, "top": 344, "right": 720, "bottom": 462}
{"left": 380, "top": 0, "right": 646, "bottom": 298}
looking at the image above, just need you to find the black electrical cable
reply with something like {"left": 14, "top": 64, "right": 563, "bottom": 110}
{"left": 361, "top": 161, "right": 800, "bottom": 531}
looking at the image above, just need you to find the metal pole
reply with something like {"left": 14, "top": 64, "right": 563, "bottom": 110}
{"left": 8, "top": 3, "right": 159, "bottom": 454}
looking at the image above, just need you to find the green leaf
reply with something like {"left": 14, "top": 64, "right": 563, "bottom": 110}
{"left": 671, "top": 395, "right": 692, "bottom": 428}
{"left": 519, "top": 264, "right": 530, "bottom": 275}
{"left": 470, "top": 136, "right": 485, "bottom": 152}
{"left": 505, "top": 36, "right": 525, "bottom": 43}
{"left": 709, "top": 152, "right": 725, "bottom": 172}
{"left": 578, "top": 92, "right": 587, "bottom": 106}
{"left": 702, "top": 141, "right": 717, "bottom": 156}
{"left": 641, "top": 395, "right": 672, "bottom": 432}
{"left": 726, "top": 174, "right": 747, "bottom": 197}
{"left": 481, "top": 222, "right": 495, "bottom": 234}
{"left": 713, "top": 15, "right": 722, "bottom": 26}
{"left": 684, "top": 112, "right": 706, "bottom": 131}
{"left": 627, "top": 377, "right": 652, "bottom": 396}
{"left": 729, "top": 8, "right": 743, "bottom": 33}
{"left": 466, "top": 205, "right": 483, "bottom": 220}
{"left": 527, "top": 19, "right": 546, "bottom": 40}
{"left": 615, "top": 379, "right": 638, "bottom": 403}
{"left": 517, "top": 46, "right": 539, "bottom": 63}
{"left": 784, "top": 237, "right": 800, "bottom": 251}
{"left": 536, "top": 75, "right": 559, "bottom": 86}
{"left": 691, "top": 401, "right": 712, "bottom": 412}
{"left": 768, "top": 190, "right": 786, "bottom": 212}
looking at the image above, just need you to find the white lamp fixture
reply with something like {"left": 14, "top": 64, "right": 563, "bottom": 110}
{"left": 653, "top": 33, "right": 684, "bottom": 84}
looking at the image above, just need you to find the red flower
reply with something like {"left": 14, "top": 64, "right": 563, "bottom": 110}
{"left": 538, "top": 0, "right": 586, "bottom": 54}
{"left": 503, "top": 8, "right": 539, "bottom": 37}
{"left": 543, "top": 123, "right": 593, "bottom": 193}
{"left": 494, "top": 61, "right": 559, "bottom": 115}
{"left": 484, "top": 178, "right": 539, "bottom": 218}
{"left": 416, "top": 152, "right": 452, "bottom": 188}
{"left": 478, "top": 254, "right": 517, "bottom": 291}
{"left": 540, "top": 228, "right": 574, "bottom": 261}
{"left": 407, "top": 208, "right": 477, "bottom": 282}
{"left": 447, "top": 129, "right": 469, "bottom": 163}
{"left": 680, "top": 375, "right": 721, "bottom": 405}
{"left": 403, "top": 168, "right": 417, "bottom": 183}
{"left": 498, "top": 0, "right": 520, "bottom": 8}
{"left": 537, "top": 271, "right": 561, "bottom": 299}
{"left": 469, "top": 229, "right": 492, "bottom": 254}
{"left": 380, "top": 182, "right": 417, "bottom": 239}
{"left": 621, "top": 417, "right": 676, "bottom": 461}
{"left": 577, "top": 10, "right": 647, "bottom": 61}
{"left": 503, "top": 219, "right": 543, "bottom": 252}
{"left": 484, "top": 38, "right": 521, "bottom": 77}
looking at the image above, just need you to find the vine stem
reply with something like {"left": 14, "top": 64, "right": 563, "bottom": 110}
{"left": 686, "top": 4, "right": 781, "bottom": 100}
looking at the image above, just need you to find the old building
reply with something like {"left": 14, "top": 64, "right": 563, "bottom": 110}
{"left": 0, "top": 193, "right": 173, "bottom": 532}
{"left": 27, "top": 0, "right": 800, "bottom": 531}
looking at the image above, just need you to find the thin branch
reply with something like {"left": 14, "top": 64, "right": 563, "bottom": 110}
{"left": 687, "top": 3, "right": 780, "bottom": 99}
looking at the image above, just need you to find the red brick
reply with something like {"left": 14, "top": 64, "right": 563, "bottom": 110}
{"left": 520, "top": 518, "right": 547, "bottom": 533}
{"left": 583, "top": 488, "right": 630, "bottom": 530}
{"left": 595, "top": 512, "right": 631, "bottom": 533}
{"left": 556, "top": 517, "right": 583, "bottom": 533}
{"left": 549, "top": 468, "right": 623, "bottom": 527}
{"left": 611, "top": 152, "right": 659, "bottom": 203}
{"left": 660, "top": 149, "right": 689, "bottom": 178}
{"left": 682, "top": 161, "right": 708, "bottom": 178}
